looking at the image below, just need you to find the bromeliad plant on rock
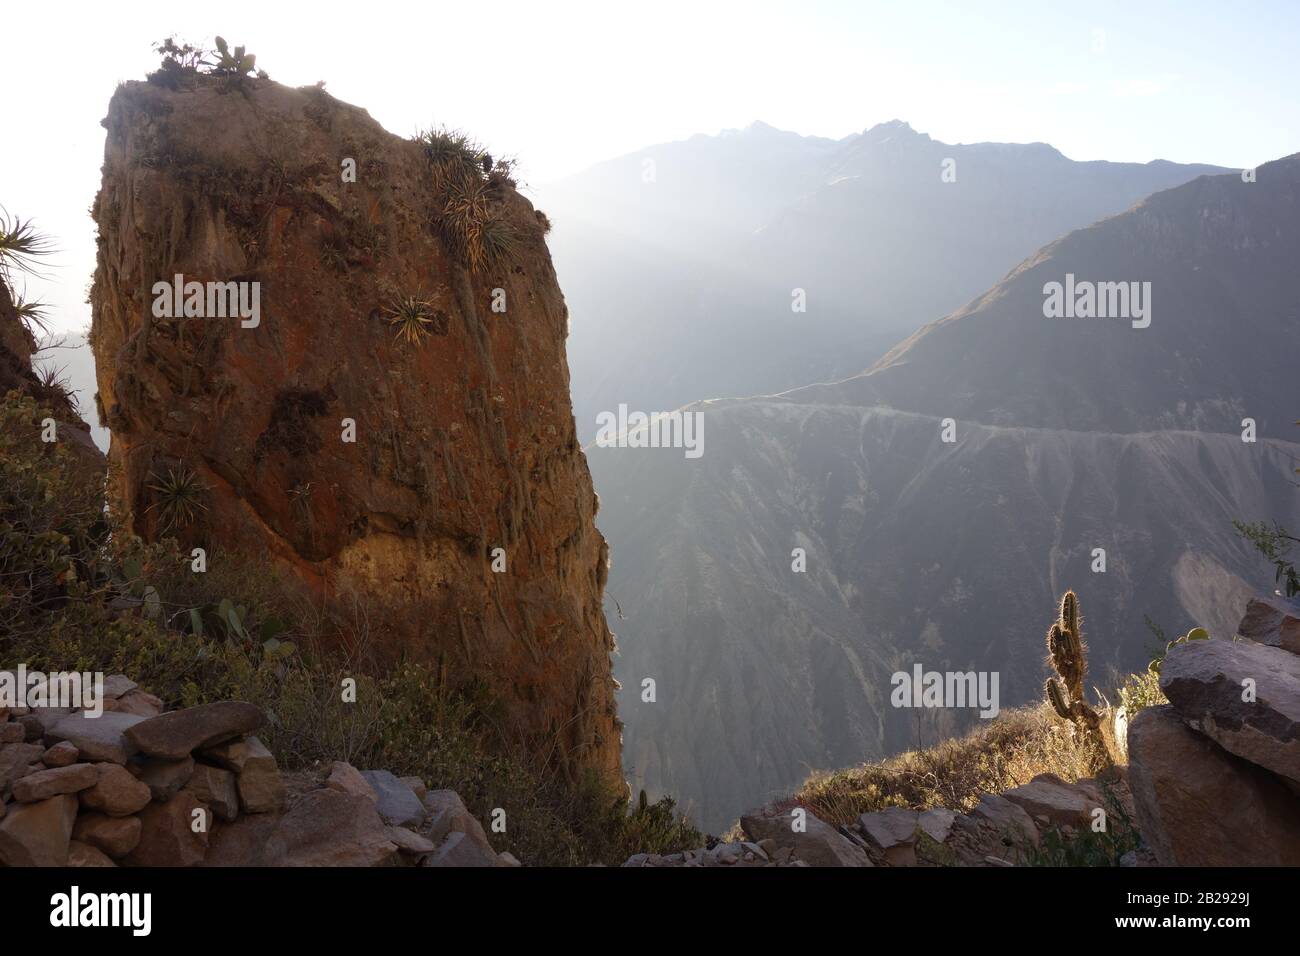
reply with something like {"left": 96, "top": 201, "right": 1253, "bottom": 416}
{"left": 383, "top": 293, "right": 437, "bottom": 346}
{"left": 414, "top": 126, "right": 525, "bottom": 272}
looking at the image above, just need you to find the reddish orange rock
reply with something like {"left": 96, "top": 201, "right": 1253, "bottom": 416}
{"left": 91, "top": 76, "right": 621, "bottom": 786}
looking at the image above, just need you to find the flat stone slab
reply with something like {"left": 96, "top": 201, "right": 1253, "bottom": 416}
{"left": 124, "top": 701, "right": 263, "bottom": 759}
{"left": 1161, "top": 638, "right": 1300, "bottom": 783}
{"left": 46, "top": 712, "right": 145, "bottom": 764}
{"left": 858, "top": 807, "right": 919, "bottom": 850}
{"left": 741, "top": 808, "right": 872, "bottom": 867}
{"left": 205, "top": 789, "right": 399, "bottom": 867}
{"left": 101, "top": 675, "right": 139, "bottom": 700}
{"left": 917, "top": 807, "right": 957, "bottom": 843}
{"left": 361, "top": 770, "right": 426, "bottom": 829}
{"left": 11, "top": 763, "right": 98, "bottom": 802}
{"left": 1001, "top": 773, "right": 1100, "bottom": 829}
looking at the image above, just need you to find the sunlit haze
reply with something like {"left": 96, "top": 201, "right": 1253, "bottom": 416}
{"left": 7, "top": 0, "right": 1299, "bottom": 332}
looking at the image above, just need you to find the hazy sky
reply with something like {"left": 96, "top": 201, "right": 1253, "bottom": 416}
{"left": 6, "top": 0, "right": 1298, "bottom": 333}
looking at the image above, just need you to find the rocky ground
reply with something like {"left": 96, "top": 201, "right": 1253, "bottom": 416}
{"left": 625, "top": 593, "right": 1300, "bottom": 868}
{"left": 0, "top": 682, "right": 510, "bottom": 867}
{"left": 1, "top": 594, "right": 1295, "bottom": 867}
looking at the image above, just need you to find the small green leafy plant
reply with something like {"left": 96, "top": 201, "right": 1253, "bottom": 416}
{"left": 1234, "top": 519, "right": 1300, "bottom": 598}
{"left": 1147, "top": 625, "right": 1210, "bottom": 675}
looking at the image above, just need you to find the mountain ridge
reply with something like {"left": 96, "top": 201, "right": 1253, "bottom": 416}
{"left": 589, "top": 147, "right": 1299, "bottom": 831}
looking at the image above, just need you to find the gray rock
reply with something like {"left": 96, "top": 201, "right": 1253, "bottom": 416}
{"left": 970, "top": 793, "right": 1039, "bottom": 845}
{"left": 1001, "top": 773, "right": 1100, "bottom": 829}
{"left": 0, "top": 742, "right": 45, "bottom": 798}
{"left": 423, "top": 830, "right": 503, "bottom": 867}
{"left": 947, "top": 793, "right": 1039, "bottom": 864}
{"left": 386, "top": 825, "right": 436, "bottom": 856}
{"left": 100, "top": 675, "right": 139, "bottom": 700}
{"left": 185, "top": 763, "right": 240, "bottom": 821}
{"left": 1160, "top": 638, "right": 1300, "bottom": 783}
{"left": 741, "top": 808, "right": 872, "bottom": 867}
{"left": 1127, "top": 704, "right": 1300, "bottom": 865}
{"left": 25, "top": 706, "right": 76, "bottom": 736}
{"left": 131, "top": 755, "right": 195, "bottom": 801}
{"left": 205, "top": 789, "right": 399, "bottom": 867}
{"left": 917, "top": 807, "right": 957, "bottom": 843}
{"left": 362, "top": 770, "right": 426, "bottom": 828}
{"left": 859, "top": 807, "right": 920, "bottom": 865}
{"left": 859, "top": 807, "right": 919, "bottom": 849}
{"left": 46, "top": 712, "right": 145, "bottom": 764}
{"left": 398, "top": 775, "right": 428, "bottom": 801}
{"left": 422, "top": 790, "right": 496, "bottom": 854}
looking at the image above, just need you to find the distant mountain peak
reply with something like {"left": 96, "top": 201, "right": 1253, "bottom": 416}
{"left": 860, "top": 119, "right": 931, "bottom": 145}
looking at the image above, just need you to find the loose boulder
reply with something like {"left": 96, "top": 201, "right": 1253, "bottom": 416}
{"left": 1237, "top": 594, "right": 1300, "bottom": 654}
{"left": 0, "top": 793, "right": 79, "bottom": 866}
{"left": 1126, "top": 704, "right": 1300, "bottom": 865}
{"left": 73, "top": 813, "right": 143, "bottom": 859}
{"left": 362, "top": 770, "right": 426, "bottom": 829}
{"left": 1160, "top": 638, "right": 1300, "bottom": 784}
{"left": 124, "top": 791, "right": 211, "bottom": 866}
{"left": 79, "top": 763, "right": 153, "bottom": 817}
{"left": 741, "top": 807, "right": 872, "bottom": 867}
{"left": 11, "top": 763, "right": 98, "bottom": 803}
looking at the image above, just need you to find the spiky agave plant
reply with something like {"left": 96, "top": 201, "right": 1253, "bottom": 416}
{"left": 0, "top": 208, "right": 56, "bottom": 284}
{"left": 1043, "top": 590, "right": 1110, "bottom": 768}
{"left": 417, "top": 126, "right": 485, "bottom": 192}
{"left": 11, "top": 292, "right": 52, "bottom": 336}
{"left": 384, "top": 293, "right": 436, "bottom": 346}
{"left": 145, "top": 463, "right": 208, "bottom": 533}
{"left": 473, "top": 212, "right": 519, "bottom": 272}
{"left": 441, "top": 173, "right": 490, "bottom": 254}
{"left": 35, "top": 363, "right": 74, "bottom": 405}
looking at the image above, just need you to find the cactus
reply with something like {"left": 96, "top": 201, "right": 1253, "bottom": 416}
{"left": 211, "top": 37, "right": 257, "bottom": 76}
{"left": 1042, "top": 590, "right": 1110, "bottom": 768}
{"left": 1148, "top": 625, "right": 1209, "bottom": 675}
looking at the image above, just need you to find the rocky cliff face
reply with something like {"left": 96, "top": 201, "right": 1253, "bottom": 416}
{"left": 1, "top": 282, "right": 101, "bottom": 469}
{"left": 89, "top": 75, "right": 620, "bottom": 785}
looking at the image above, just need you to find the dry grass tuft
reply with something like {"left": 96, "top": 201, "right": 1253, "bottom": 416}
{"left": 793, "top": 703, "right": 1104, "bottom": 827}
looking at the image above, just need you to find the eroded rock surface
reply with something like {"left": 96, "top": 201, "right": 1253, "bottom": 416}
{"left": 90, "top": 75, "right": 620, "bottom": 784}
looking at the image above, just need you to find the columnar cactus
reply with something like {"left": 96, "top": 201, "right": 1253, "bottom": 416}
{"left": 1043, "top": 590, "right": 1109, "bottom": 767}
